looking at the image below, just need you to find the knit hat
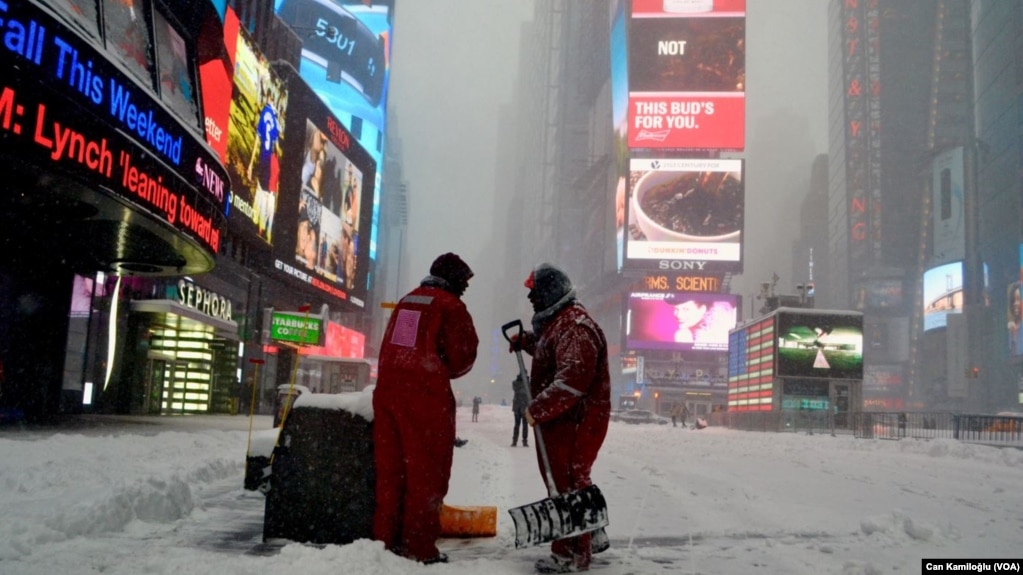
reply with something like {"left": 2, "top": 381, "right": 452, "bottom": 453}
{"left": 430, "top": 252, "right": 473, "bottom": 295}
{"left": 525, "top": 263, "right": 574, "bottom": 312}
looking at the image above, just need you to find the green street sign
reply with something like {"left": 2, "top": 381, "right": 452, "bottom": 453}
{"left": 270, "top": 312, "right": 322, "bottom": 345}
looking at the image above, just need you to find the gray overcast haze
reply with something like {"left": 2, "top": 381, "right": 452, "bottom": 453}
{"left": 387, "top": 0, "right": 828, "bottom": 399}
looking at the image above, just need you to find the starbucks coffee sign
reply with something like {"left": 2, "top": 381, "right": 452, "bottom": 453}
{"left": 177, "top": 279, "right": 233, "bottom": 322}
{"left": 269, "top": 311, "right": 323, "bottom": 346}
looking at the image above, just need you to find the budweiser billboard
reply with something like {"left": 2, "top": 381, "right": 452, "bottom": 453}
{"left": 627, "top": 0, "right": 746, "bottom": 150}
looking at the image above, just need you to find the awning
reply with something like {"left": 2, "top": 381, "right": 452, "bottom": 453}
{"left": 131, "top": 299, "right": 239, "bottom": 337}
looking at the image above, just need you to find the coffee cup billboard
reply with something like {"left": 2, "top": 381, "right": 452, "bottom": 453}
{"left": 625, "top": 157, "right": 744, "bottom": 273}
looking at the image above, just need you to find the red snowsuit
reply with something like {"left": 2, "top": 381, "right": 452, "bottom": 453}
{"left": 521, "top": 301, "right": 611, "bottom": 568}
{"left": 372, "top": 283, "right": 478, "bottom": 562}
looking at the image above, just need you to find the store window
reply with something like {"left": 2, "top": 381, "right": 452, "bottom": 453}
{"left": 154, "top": 10, "right": 198, "bottom": 123}
{"left": 103, "top": 0, "right": 154, "bottom": 86}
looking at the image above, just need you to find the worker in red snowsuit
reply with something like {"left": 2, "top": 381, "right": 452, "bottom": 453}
{"left": 512, "top": 263, "right": 611, "bottom": 574}
{"left": 372, "top": 253, "right": 478, "bottom": 565}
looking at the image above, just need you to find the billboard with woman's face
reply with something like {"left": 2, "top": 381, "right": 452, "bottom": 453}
{"left": 1009, "top": 245, "right": 1023, "bottom": 356}
{"left": 275, "top": 0, "right": 393, "bottom": 263}
{"left": 271, "top": 64, "right": 376, "bottom": 309}
{"left": 625, "top": 291, "right": 738, "bottom": 352}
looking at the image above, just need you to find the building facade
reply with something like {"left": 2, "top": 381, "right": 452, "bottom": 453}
{"left": 0, "top": 0, "right": 391, "bottom": 422}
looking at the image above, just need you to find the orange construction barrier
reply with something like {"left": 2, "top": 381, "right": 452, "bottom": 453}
{"left": 439, "top": 503, "right": 498, "bottom": 538}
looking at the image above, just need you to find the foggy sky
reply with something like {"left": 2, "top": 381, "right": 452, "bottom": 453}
{"left": 387, "top": 0, "right": 828, "bottom": 399}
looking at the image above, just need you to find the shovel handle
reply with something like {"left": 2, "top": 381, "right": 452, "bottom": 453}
{"left": 500, "top": 319, "right": 524, "bottom": 344}
{"left": 501, "top": 318, "right": 559, "bottom": 497}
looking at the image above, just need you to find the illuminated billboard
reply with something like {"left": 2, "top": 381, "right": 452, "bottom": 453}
{"left": 223, "top": 21, "right": 289, "bottom": 244}
{"left": 269, "top": 311, "right": 323, "bottom": 346}
{"left": 299, "top": 321, "right": 366, "bottom": 358}
{"left": 776, "top": 311, "right": 863, "bottom": 380}
{"left": 625, "top": 157, "right": 744, "bottom": 273}
{"left": 275, "top": 0, "right": 393, "bottom": 262}
{"left": 272, "top": 64, "right": 376, "bottom": 310}
{"left": 932, "top": 147, "right": 965, "bottom": 263}
{"left": 852, "top": 278, "right": 905, "bottom": 310}
{"left": 863, "top": 364, "right": 904, "bottom": 394}
{"left": 611, "top": 0, "right": 629, "bottom": 269}
{"left": 922, "top": 261, "right": 963, "bottom": 331}
{"left": 1009, "top": 244, "right": 1023, "bottom": 356}
{"left": 0, "top": 0, "right": 227, "bottom": 257}
{"left": 627, "top": 0, "right": 746, "bottom": 150}
{"left": 727, "top": 316, "right": 775, "bottom": 411}
{"left": 626, "top": 292, "right": 738, "bottom": 352}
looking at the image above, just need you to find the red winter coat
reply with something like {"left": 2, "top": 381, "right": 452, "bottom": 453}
{"left": 372, "top": 282, "right": 478, "bottom": 562}
{"left": 376, "top": 283, "right": 477, "bottom": 391}
{"left": 523, "top": 301, "right": 611, "bottom": 489}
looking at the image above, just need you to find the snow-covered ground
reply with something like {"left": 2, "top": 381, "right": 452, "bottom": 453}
{"left": 1, "top": 396, "right": 1022, "bottom": 575}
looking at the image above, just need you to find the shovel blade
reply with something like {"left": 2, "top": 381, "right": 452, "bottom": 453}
{"left": 508, "top": 484, "right": 609, "bottom": 548}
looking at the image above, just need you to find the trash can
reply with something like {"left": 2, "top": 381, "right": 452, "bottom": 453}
{"left": 263, "top": 402, "right": 375, "bottom": 545}
{"left": 272, "top": 384, "right": 310, "bottom": 428}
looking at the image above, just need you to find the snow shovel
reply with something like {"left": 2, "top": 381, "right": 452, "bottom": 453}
{"left": 501, "top": 320, "right": 609, "bottom": 549}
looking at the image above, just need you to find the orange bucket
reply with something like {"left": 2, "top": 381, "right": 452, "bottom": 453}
{"left": 439, "top": 503, "right": 498, "bottom": 537}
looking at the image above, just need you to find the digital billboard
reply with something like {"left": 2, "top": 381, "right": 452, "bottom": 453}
{"left": 922, "top": 260, "right": 963, "bottom": 331}
{"left": 627, "top": 0, "right": 745, "bottom": 150}
{"left": 626, "top": 292, "right": 737, "bottom": 352}
{"left": 272, "top": 64, "right": 376, "bottom": 309}
{"left": 776, "top": 311, "right": 863, "bottom": 380}
{"left": 727, "top": 316, "right": 774, "bottom": 411}
{"left": 852, "top": 278, "right": 905, "bottom": 310}
{"left": 0, "top": 0, "right": 227, "bottom": 257}
{"left": 932, "top": 147, "right": 965, "bottom": 263}
{"left": 611, "top": 0, "right": 629, "bottom": 269}
{"left": 275, "top": 0, "right": 393, "bottom": 262}
{"left": 1009, "top": 244, "right": 1023, "bottom": 356}
{"left": 625, "top": 157, "right": 744, "bottom": 273}
{"left": 223, "top": 20, "right": 289, "bottom": 244}
{"left": 863, "top": 364, "right": 904, "bottom": 395}
{"left": 299, "top": 321, "right": 366, "bottom": 358}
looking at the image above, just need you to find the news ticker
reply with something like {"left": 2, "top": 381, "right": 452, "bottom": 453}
{"left": 922, "top": 560, "right": 1021, "bottom": 572}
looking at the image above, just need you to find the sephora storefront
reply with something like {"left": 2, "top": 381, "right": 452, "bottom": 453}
{"left": 0, "top": 0, "right": 228, "bottom": 421}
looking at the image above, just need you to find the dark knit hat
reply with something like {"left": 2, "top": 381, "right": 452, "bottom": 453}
{"left": 525, "top": 263, "right": 574, "bottom": 311}
{"left": 430, "top": 253, "right": 473, "bottom": 294}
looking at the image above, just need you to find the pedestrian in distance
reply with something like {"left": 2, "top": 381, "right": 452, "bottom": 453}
{"left": 671, "top": 402, "right": 689, "bottom": 428}
{"left": 472, "top": 396, "right": 481, "bottom": 422}
{"left": 670, "top": 402, "right": 681, "bottom": 427}
{"left": 372, "top": 253, "right": 478, "bottom": 565}
{"left": 511, "top": 374, "right": 529, "bottom": 447}
{"left": 509, "top": 262, "right": 612, "bottom": 574}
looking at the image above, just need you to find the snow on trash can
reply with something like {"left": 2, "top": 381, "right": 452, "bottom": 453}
{"left": 263, "top": 389, "right": 375, "bottom": 545}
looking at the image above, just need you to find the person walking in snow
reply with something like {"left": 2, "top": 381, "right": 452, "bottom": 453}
{"left": 671, "top": 402, "right": 689, "bottom": 428}
{"left": 511, "top": 374, "right": 529, "bottom": 447}
{"left": 471, "top": 396, "right": 481, "bottom": 422}
{"left": 372, "top": 253, "right": 478, "bottom": 565}
{"left": 509, "top": 262, "right": 611, "bottom": 573}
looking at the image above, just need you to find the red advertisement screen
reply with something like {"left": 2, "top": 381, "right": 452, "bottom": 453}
{"left": 627, "top": 1, "right": 746, "bottom": 150}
